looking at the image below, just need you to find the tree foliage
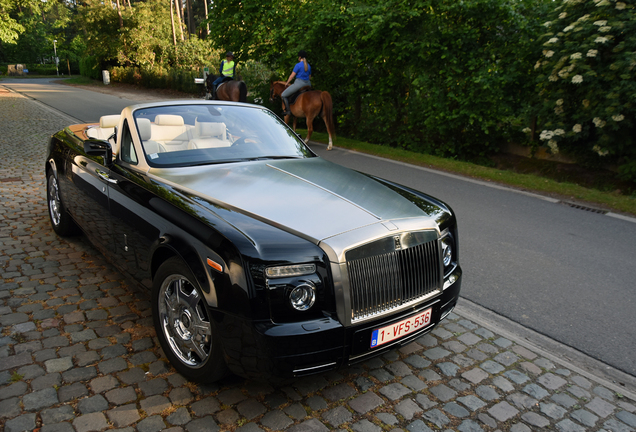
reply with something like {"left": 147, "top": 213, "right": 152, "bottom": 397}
{"left": 2, "top": 0, "right": 216, "bottom": 73}
{"left": 0, "top": 0, "right": 24, "bottom": 45}
{"left": 208, "top": 0, "right": 551, "bottom": 160}
{"left": 534, "top": 0, "right": 636, "bottom": 179}
{"left": 1, "top": 0, "right": 74, "bottom": 65}
{"left": 76, "top": 0, "right": 217, "bottom": 72}
{"left": 5, "top": 0, "right": 635, "bottom": 180}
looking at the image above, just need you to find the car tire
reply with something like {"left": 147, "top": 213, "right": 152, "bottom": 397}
{"left": 152, "top": 257, "right": 228, "bottom": 383}
{"left": 46, "top": 169, "right": 79, "bottom": 236}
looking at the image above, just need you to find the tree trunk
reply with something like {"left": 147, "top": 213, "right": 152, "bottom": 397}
{"left": 173, "top": 0, "right": 185, "bottom": 41}
{"left": 531, "top": 116, "right": 537, "bottom": 142}
{"left": 170, "top": 0, "right": 177, "bottom": 47}
{"left": 115, "top": 0, "right": 124, "bottom": 29}
{"left": 186, "top": 0, "right": 193, "bottom": 35}
{"left": 203, "top": 0, "right": 209, "bottom": 36}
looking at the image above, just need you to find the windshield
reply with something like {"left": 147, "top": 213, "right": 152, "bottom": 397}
{"left": 132, "top": 104, "right": 314, "bottom": 167}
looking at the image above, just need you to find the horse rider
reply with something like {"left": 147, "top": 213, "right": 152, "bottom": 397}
{"left": 212, "top": 52, "right": 236, "bottom": 99}
{"left": 282, "top": 50, "right": 311, "bottom": 115}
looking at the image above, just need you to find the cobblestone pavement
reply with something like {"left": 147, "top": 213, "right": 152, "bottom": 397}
{"left": 1, "top": 85, "right": 636, "bottom": 432}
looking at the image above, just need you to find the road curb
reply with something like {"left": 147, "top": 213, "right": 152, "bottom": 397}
{"left": 1, "top": 84, "right": 83, "bottom": 125}
{"left": 455, "top": 298, "right": 636, "bottom": 399}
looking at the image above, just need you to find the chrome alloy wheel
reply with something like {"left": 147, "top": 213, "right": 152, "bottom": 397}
{"left": 48, "top": 174, "right": 62, "bottom": 227}
{"left": 158, "top": 275, "right": 212, "bottom": 368}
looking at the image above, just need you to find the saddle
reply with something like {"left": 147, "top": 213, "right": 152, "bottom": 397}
{"left": 216, "top": 76, "right": 234, "bottom": 90}
{"left": 289, "top": 86, "right": 313, "bottom": 105}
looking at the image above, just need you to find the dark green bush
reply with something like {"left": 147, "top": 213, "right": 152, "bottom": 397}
{"left": 534, "top": 0, "right": 636, "bottom": 181}
{"left": 0, "top": 63, "right": 60, "bottom": 76}
{"left": 80, "top": 56, "right": 102, "bottom": 80}
{"left": 108, "top": 65, "right": 200, "bottom": 94}
{"left": 26, "top": 64, "right": 58, "bottom": 75}
{"left": 209, "top": 0, "right": 552, "bottom": 162}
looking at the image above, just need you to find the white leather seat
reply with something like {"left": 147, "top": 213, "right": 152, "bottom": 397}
{"left": 151, "top": 115, "right": 192, "bottom": 151}
{"left": 86, "top": 115, "right": 120, "bottom": 140}
{"left": 189, "top": 121, "right": 231, "bottom": 149}
{"left": 138, "top": 118, "right": 166, "bottom": 155}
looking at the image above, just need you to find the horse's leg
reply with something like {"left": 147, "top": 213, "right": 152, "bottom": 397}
{"left": 304, "top": 114, "right": 314, "bottom": 144}
{"left": 281, "top": 102, "right": 291, "bottom": 125}
{"left": 319, "top": 92, "right": 335, "bottom": 150}
{"left": 293, "top": 117, "right": 297, "bottom": 131}
{"left": 324, "top": 116, "right": 333, "bottom": 150}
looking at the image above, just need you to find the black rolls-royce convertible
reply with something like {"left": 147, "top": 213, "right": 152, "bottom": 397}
{"left": 45, "top": 101, "right": 462, "bottom": 383}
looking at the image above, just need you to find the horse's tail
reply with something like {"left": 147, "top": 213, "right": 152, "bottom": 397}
{"left": 321, "top": 91, "right": 336, "bottom": 141}
{"left": 239, "top": 81, "right": 247, "bottom": 103}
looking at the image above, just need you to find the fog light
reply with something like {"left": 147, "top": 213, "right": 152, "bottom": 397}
{"left": 289, "top": 282, "right": 316, "bottom": 311}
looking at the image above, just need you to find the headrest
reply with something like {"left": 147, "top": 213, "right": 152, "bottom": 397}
{"left": 196, "top": 121, "right": 226, "bottom": 139}
{"left": 100, "top": 115, "right": 120, "bottom": 128}
{"left": 155, "top": 114, "right": 185, "bottom": 126}
{"left": 137, "top": 118, "right": 152, "bottom": 141}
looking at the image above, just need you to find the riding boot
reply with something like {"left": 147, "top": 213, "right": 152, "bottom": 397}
{"left": 282, "top": 97, "right": 291, "bottom": 116}
{"left": 212, "top": 86, "right": 217, "bottom": 100}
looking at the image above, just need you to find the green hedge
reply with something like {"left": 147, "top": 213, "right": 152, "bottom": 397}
{"left": 26, "top": 65, "right": 58, "bottom": 75}
{"left": 0, "top": 63, "right": 60, "bottom": 76}
{"left": 80, "top": 56, "right": 102, "bottom": 80}
{"left": 108, "top": 66, "right": 201, "bottom": 94}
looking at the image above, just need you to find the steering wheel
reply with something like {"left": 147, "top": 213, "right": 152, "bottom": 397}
{"left": 231, "top": 137, "right": 248, "bottom": 147}
{"left": 231, "top": 136, "right": 260, "bottom": 147}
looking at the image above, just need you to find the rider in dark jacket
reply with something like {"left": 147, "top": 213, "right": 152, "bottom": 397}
{"left": 212, "top": 52, "right": 236, "bottom": 99}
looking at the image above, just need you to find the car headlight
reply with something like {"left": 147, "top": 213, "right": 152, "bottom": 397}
{"left": 441, "top": 232, "right": 454, "bottom": 270}
{"left": 265, "top": 264, "right": 316, "bottom": 279}
{"left": 288, "top": 282, "right": 316, "bottom": 311}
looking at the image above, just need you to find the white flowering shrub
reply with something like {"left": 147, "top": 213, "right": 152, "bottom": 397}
{"left": 535, "top": 0, "right": 636, "bottom": 179}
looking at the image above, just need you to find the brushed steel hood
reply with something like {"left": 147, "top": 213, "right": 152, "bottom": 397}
{"left": 151, "top": 157, "right": 433, "bottom": 244}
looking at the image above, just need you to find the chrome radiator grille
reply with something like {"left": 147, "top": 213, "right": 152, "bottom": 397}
{"left": 346, "top": 235, "right": 441, "bottom": 322}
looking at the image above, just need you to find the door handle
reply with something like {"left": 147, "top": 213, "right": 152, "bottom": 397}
{"left": 96, "top": 169, "right": 118, "bottom": 185}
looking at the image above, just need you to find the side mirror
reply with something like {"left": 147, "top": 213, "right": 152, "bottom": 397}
{"left": 84, "top": 139, "right": 113, "bottom": 166}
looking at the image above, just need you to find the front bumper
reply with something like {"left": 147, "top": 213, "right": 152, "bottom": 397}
{"left": 219, "top": 266, "right": 462, "bottom": 380}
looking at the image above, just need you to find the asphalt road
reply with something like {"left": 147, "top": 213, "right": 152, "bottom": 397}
{"left": 4, "top": 77, "right": 636, "bottom": 378}
{"left": 311, "top": 148, "right": 636, "bottom": 378}
{"left": 1, "top": 77, "right": 139, "bottom": 123}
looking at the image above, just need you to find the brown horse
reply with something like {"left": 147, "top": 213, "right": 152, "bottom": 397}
{"left": 270, "top": 81, "right": 335, "bottom": 150}
{"left": 205, "top": 75, "right": 247, "bottom": 102}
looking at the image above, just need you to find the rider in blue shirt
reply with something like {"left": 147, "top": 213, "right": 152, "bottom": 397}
{"left": 282, "top": 50, "right": 311, "bottom": 115}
